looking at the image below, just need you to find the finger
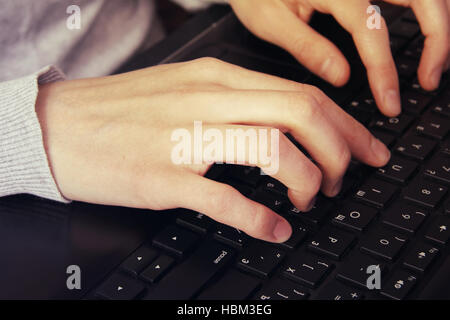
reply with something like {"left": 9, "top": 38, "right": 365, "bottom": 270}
{"left": 326, "top": 0, "right": 401, "bottom": 116}
{"left": 172, "top": 123, "right": 322, "bottom": 211}
{"left": 229, "top": 0, "right": 350, "bottom": 87}
{"left": 174, "top": 173, "right": 292, "bottom": 242}
{"left": 182, "top": 62, "right": 391, "bottom": 169}
{"left": 411, "top": 0, "right": 450, "bottom": 90}
{"left": 169, "top": 89, "right": 352, "bottom": 196}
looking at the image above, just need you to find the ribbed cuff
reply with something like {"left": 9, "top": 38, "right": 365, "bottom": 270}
{"left": 0, "top": 66, "right": 71, "bottom": 203}
{"left": 171, "top": 0, "right": 229, "bottom": 11}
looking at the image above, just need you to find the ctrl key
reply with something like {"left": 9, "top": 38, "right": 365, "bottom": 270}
{"left": 96, "top": 273, "right": 145, "bottom": 300}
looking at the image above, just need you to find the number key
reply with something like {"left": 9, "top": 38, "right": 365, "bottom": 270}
{"left": 404, "top": 178, "right": 448, "bottom": 208}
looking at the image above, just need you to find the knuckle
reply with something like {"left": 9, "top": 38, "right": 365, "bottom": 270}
{"left": 191, "top": 57, "right": 227, "bottom": 78}
{"left": 286, "top": 92, "right": 321, "bottom": 122}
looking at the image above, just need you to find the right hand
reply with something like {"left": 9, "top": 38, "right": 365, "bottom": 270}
{"left": 36, "top": 58, "right": 391, "bottom": 243}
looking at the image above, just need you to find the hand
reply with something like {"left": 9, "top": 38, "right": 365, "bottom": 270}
{"left": 229, "top": 0, "right": 450, "bottom": 116}
{"left": 36, "top": 58, "right": 390, "bottom": 243}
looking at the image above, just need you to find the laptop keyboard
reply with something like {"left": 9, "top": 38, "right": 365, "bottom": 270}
{"left": 92, "top": 10, "right": 450, "bottom": 300}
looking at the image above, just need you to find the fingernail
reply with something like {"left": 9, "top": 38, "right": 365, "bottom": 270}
{"left": 383, "top": 89, "right": 401, "bottom": 115}
{"left": 273, "top": 219, "right": 292, "bottom": 242}
{"left": 321, "top": 57, "right": 342, "bottom": 86}
{"left": 430, "top": 66, "right": 443, "bottom": 89}
{"left": 371, "top": 138, "right": 391, "bottom": 163}
{"left": 331, "top": 179, "right": 343, "bottom": 197}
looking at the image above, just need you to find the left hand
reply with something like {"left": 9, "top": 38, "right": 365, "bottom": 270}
{"left": 229, "top": 0, "right": 450, "bottom": 117}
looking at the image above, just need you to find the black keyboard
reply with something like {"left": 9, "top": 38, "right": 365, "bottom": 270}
{"left": 92, "top": 10, "right": 450, "bottom": 300}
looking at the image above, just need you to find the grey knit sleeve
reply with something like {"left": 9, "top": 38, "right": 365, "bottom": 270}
{"left": 0, "top": 66, "right": 70, "bottom": 203}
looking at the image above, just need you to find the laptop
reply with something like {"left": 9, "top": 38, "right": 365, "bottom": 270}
{"left": 0, "top": 3, "right": 448, "bottom": 300}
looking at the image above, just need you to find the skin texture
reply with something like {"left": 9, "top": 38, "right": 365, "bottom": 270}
{"left": 36, "top": 58, "right": 390, "bottom": 243}
{"left": 35, "top": 1, "right": 449, "bottom": 243}
{"left": 229, "top": 0, "right": 450, "bottom": 116}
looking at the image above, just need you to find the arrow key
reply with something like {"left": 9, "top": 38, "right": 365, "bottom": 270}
{"left": 140, "top": 255, "right": 175, "bottom": 283}
{"left": 96, "top": 273, "right": 145, "bottom": 300}
{"left": 153, "top": 225, "right": 199, "bottom": 257}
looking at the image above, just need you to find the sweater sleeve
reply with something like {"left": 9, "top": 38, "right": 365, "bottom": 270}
{"left": 170, "top": 0, "right": 229, "bottom": 11}
{"left": 0, "top": 66, "right": 70, "bottom": 203}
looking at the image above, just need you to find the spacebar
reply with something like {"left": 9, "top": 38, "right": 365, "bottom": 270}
{"left": 419, "top": 256, "right": 450, "bottom": 299}
{"left": 143, "top": 241, "right": 234, "bottom": 300}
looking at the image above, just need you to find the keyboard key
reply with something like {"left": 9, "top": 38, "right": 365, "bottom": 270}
{"left": 404, "top": 178, "right": 448, "bottom": 208}
{"left": 282, "top": 254, "right": 332, "bottom": 288}
{"left": 255, "top": 278, "right": 309, "bottom": 300}
{"left": 347, "top": 92, "right": 377, "bottom": 113}
{"left": 371, "top": 130, "right": 396, "bottom": 148}
{"left": 336, "top": 252, "right": 386, "bottom": 288}
{"left": 353, "top": 178, "right": 398, "bottom": 208}
{"left": 262, "top": 177, "right": 287, "bottom": 195}
{"left": 360, "top": 229, "right": 407, "bottom": 261}
{"left": 415, "top": 114, "right": 449, "bottom": 139}
{"left": 176, "top": 210, "right": 214, "bottom": 234}
{"left": 143, "top": 241, "right": 234, "bottom": 300}
{"left": 120, "top": 246, "right": 158, "bottom": 276}
{"left": 430, "top": 96, "right": 450, "bottom": 118}
{"left": 424, "top": 155, "right": 450, "bottom": 185}
{"left": 278, "top": 219, "right": 308, "bottom": 250}
{"left": 371, "top": 114, "right": 414, "bottom": 135}
{"left": 403, "top": 243, "right": 439, "bottom": 273}
{"left": 314, "top": 281, "right": 363, "bottom": 300}
{"left": 152, "top": 225, "right": 199, "bottom": 258}
{"left": 332, "top": 202, "right": 377, "bottom": 232}
{"left": 396, "top": 57, "right": 419, "bottom": 78}
{"left": 284, "top": 196, "right": 333, "bottom": 224}
{"left": 401, "top": 9, "right": 418, "bottom": 23}
{"left": 237, "top": 244, "right": 285, "bottom": 277}
{"left": 442, "top": 138, "right": 450, "bottom": 156}
{"left": 96, "top": 273, "right": 145, "bottom": 300}
{"left": 403, "top": 38, "right": 423, "bottom": 61}
{"left": 425, "top": 216, "right": 450, "bottom": 245}
{"left": 140, "top": 255, "right": 175, "bottom": 283}
{"left": 376, "top": 156, "right": 418, "bottom": 184}
{"left": 394, "top": 135, "right": 436, "bottom": 160}
{"left": 402, "top": 91, "right": 432, "bottom": 115}
{"left": 445, "top": 198, "right": 450, "bottom": 215}
{"left": 228, "top": 165, "right": 261, "bottom": 187}
{"left": 346, "top": 108, "right": 371, "bottom": 125}
{"left": 390, "top": 20, "right": 420, "bottom": 39}
{"left": 380, "top": 270, "right": 417, "bottom": 300}
{"left": 382, "top": 202, "right": 428, "bottom": 234}
{"left": 214, "top": 225, "right": 249, "bottom": 248}
{"left": 307, "top": 228, "right": 355, "bottom": 260}
{"left": 252, "top": 190, "right": 286, "bottom": 213}
{"left": 389, "top": 36, "right": 408, "bottom": 55}
{"left": 198, "top": 269, "right": 261, "bottom": 300}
